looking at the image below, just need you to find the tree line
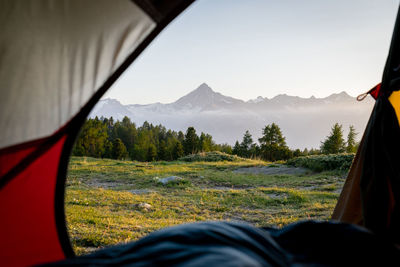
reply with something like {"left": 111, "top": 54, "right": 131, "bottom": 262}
{"left": 73, "top": 116, "right": 358, "bottom": 162}
{"left": 72, "top": 116, "right": 232, "bottom": 161}
{"left": 231, "top": 122, "right": 358, "bottom": 161}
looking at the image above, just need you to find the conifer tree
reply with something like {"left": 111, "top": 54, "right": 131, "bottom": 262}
{"left": 184, "top": 127, "right": 199, "bottom": 154}
{"left": 147, "top": 143, "right": 157, "bottom": 161}
{"left": 112, "top": 138, "right": 128, "bottom": 160}
{"left": 158, "top": 140, "right": 167, "bottom": 160}
{"left": 346, "top": 125, "right": 358, "bottom": 153}
{"left": 232, "top": 141, "right": 241, "bottom": 156}
{"left": 173, "top": 141, "right": 184, "bottom": 159}
{"left": 240, "top": 130, "right": 254, "bottom": 157}
{"left": 199, "top": 132, "right": 213, "bottom": 152}
{"left": 73, "top": 117, "right": 235, "bottom": 162}
{"left": 103, "top": 140, "right": 113, "bottom": 159}
{"left": 320, "top": 123, "right": 346, "bottom": 154}
{"left": 259, "top": 123, "right": 286, "bottom": 146}
{"left": 258, "top": 123, "right": 291, "bottom": 161}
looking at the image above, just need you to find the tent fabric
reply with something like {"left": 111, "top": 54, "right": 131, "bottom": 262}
{"left": 333, "top": 86, "right": 400, "bottom": 228}
{"left": 0, "top": 136, "right": 68, "bottom": 266}
{"left": 0, "top": 1, "right": 193, "bottom": 266}
{"left": 360, "top": 95, "right": 400, "bottom": 242}
{"left": 331, "top": 134, "right": 365, "bottom": 225}
{"left": 43, "top": 221, "right": 400, "bottom": 266}
{"left": 332, "top": 5, "right": 400, "bottom": 243}
{"left": 389, "top": 90, "right": 400, "bottom": 124}
{"left": 332, "top": 76, "right": 400, "bottom": 243}
{"left": 0, "top": 0, "right": 155, "bottom": 150}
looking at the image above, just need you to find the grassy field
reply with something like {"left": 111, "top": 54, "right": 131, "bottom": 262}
{"left": 66, "top": 156, "right": 346, "bottom": 255}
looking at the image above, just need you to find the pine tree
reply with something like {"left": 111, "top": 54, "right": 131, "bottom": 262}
{"left": 177, "top": 131, "right": 185, "bottom": 143}
{"left": 240, "top": 130, "right": 254, "bottom": 158}
{"left": 77, "top": 118, "right": 109, "bottom": 157}
{"left": 173, "top": 141, "right": 184, "bottom": 159}
{"left": 232, "top": 141, "right": 241, "bottom": 156}
{"left": 147, "top": 143, "right": 157, "bottom": 161}
{"left": 184, "top": 127, "right": 199, "bottom": 155}
{"left": 119, "top": 116, "right": 137, "bottom": 149}
{"left": 112, "top": 138, "right": 128, "bottom": 160}
{"left": 72, "top": 141, "right": 85, "bottom": 156}
{"left": 293, "top": 149, "right": 302, "bottom": 157}
{"left": 158, "top": 140, "right": 167, "bottom": 160}
{"left": 103, "top": 140, "right": 113, "bottom": 158}
{"left": 72, "top": 117, "right": 231, "bottom": 162}
{"left": 132, "top": 131, "right": 150, "bottom": 161}
{"left": 258, "top": 123, "right": 286, "bottom": 146}
{"left": 199, "top": 132, "right": 213, "bottom": 152}
{"left": 215, "top": 143, "right": 233, "bottom": 154}
{"left": 309, "top": 148, "right": 320, "bottom": 155}
{"left": 258, "top": 123, "right": 291, "bottom": 161}
{"left": 249, "top": 143, "right": 259, "bottom": 159}
{"left": 321, "top": 123, "right": 346, "bottom": 154}
{"left": 346, "top": 125, "right": 358, "bottom": 153}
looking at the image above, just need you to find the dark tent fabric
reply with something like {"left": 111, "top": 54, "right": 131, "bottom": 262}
{"left": 359, "top": 95, "right": 400, "bottom": 242}
{"left": 1, "top": 0, "right": 400, "bottom": 266}
{"left": 332, "top": 5, "right": 400, "bottom": 244}
{"left": 44, "top": 221, "right": 400, "bottom": 266}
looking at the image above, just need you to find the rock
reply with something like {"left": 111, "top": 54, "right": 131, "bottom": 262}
{"left": 135, "top": 203, "right": 152, "bottom": 212}
{"left": 156, "top": 176, "right": 183, "bottom": 185}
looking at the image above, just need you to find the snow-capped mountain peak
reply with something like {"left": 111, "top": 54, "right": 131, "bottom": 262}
{"left": 173, "top": 83, "right": 243, "bottom": 110}
{"left": 91, "top": 83, "right": 374, "bottom": 149}
{"left": 247, "top": 96, "right": 265, "bottom": 103}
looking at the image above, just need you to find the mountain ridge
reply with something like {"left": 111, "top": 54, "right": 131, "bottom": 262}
{"left": 91, "top": 83, "right": 373, "bottom": 149}
{"left": 101, "top": 84, "right": 356, "bottom": 107}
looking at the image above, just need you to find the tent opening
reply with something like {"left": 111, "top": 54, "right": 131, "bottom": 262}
{"left": 64, "top": 0, "right": 397, "bottom": 255}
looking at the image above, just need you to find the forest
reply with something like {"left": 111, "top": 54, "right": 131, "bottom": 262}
{"left": 72, "top": 116, "right": 358, "bottom": 162}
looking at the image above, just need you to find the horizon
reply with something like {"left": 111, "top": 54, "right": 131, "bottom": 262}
{"left": 92, "top": 81, "right": 373, "bottom": 150}
{"left": 103, "top": 0, "right": 399, "bottom": 105}
{"left": 101, "top": 82, "right": 357, "bottom": 105}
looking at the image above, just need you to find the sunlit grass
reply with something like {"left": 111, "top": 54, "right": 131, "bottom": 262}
{"left": 66, "top": 156, "right": 344, "bottom": 255}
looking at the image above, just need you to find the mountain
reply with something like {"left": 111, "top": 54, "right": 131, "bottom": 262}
{"left": 173, "top": 83, "right": 244, "bottom": 110}
{"left": 90, "top": 83, "right": 374, "bottom": 149}
{"left": 90, "top": 98, "right": 131, "bottom": 119}
{"left": 247, "top": 96, "right": 265, "bottom": 104}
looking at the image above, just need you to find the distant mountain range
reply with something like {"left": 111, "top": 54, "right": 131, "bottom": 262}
{"left": 90, "top": 83, "right": 374, "bottom": 149}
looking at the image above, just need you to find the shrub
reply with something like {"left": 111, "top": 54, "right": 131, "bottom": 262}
{"left": 286, "top": 153, "right": 355, "bottom": 172}
{"left": 178, "top": 151, "right": 244, "bottom": 162}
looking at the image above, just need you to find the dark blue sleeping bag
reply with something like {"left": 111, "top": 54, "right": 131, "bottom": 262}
{"left": 45, "top": 221, "right": 400, "bottom": 266}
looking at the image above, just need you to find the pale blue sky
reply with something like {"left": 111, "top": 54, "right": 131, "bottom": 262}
{"left": 105, "top": 0, "right": 400, "bottom": 104}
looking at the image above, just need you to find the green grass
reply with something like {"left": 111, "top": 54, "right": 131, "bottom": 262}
{"left": 66, "top": 156, "right": 345, "bottom": 255}
{"left": 287, "top": 153, "right": 355, "bottom": 172}
{"left": 178, "top": 151, "right": 243, "bottom": 162}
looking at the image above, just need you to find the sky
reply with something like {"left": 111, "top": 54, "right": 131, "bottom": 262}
{"left": 105, "top": 0, "right": 400, "bottom": 104}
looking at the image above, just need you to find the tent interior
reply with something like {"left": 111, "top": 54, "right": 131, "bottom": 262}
{"left": 1, "top": 0, "right": 400, "bottom": 266}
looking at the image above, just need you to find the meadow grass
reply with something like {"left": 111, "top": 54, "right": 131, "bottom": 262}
{"left": 66, "top": 156, "right": 345, "bottom": 255}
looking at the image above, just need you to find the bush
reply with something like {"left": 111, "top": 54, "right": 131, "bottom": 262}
{"left": 286, "top": 153, "right": 355, "bottom": 172}
{"left": 178, "top": 151, "right": 243, "bottom": 162}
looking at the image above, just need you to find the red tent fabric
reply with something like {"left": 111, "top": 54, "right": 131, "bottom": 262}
{"left": 0, "top": 1, "right": 193, "bottom": 266}
{"left": 0, "top": 137, "right": 67, "bottom": 266}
